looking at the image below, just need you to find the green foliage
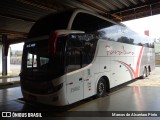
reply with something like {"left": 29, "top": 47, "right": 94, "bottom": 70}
{"left": 117, "top": 36, "right": 134, "bottom": 44}
{"left": 155, "top": 43, "right": 160, "bottom": 53}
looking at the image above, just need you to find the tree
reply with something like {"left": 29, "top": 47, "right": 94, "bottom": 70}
{"left": 117, "top": 36, "right": 134, "bottom": 44}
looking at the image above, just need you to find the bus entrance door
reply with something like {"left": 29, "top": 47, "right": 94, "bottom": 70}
{"left": 66, "top": 71, "right": 84, "bottom": 104}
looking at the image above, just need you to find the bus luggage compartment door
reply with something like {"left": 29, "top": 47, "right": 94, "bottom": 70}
{"left": 66, "top": 71, "right": 84, "bottom": 104}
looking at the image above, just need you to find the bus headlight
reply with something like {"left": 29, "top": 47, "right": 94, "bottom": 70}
{"left": 48, "top": 83, "right": 63, "bottom": 94}
{"left": 53, "top": 83, "right": 63, "bottom": 92}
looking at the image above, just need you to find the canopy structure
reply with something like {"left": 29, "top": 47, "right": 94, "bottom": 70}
{"left": 0, "top": 0, "right": 159, "bottom": 75}
{"left": 0, "top": 0, "right": 159, "bottom": 42}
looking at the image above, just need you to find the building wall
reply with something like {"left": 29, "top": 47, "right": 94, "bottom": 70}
{"left": 0, "top": 45, "right": 10, "bottom": 75}
{"left": 155, "top": 43, "right": 160, "bottom": 54}
{"left": 154, "top": 43, "right": 160, "bottom": 65}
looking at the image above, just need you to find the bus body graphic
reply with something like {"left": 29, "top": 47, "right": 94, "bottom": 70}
{"left": 20, "top": 9, "right": 155, "bottom": 106}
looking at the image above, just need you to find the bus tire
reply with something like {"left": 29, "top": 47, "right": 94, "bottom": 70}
{"left": 141, "top": 67, "right": 147, "bottom": 79}
{"left": 97, "top": 77, "right": 106, "bottom": 97}
{"left": 148, "top": 66, "right": 151, "bottom": 75}
{"left": 146, "top": 68, "right": 149, "bottom": 77}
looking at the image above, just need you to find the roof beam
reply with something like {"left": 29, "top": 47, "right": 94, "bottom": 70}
{"left": 9, "top": 37, "right": 27, "bottom": 44}
{"left": 0, "top": 29, "right": 27, "bottom": 35}
{"left": 0, "top": 13, "right": 36, "bottom": 22}
{"left": 78, "top": 0, "right": 108, "bottom": 13}
{"left": 140, "top": 0, "right": 146, "bottom": 2}
{"left": 112, "top": 0, "right": 160, "bottom": 14}
{"left": 17, "top": 0, "right": 57, "bottom": 12}
{"left": 128, "top": 0, "right": 138, "bottom": 5}
{"left": 98, "top": 0, "right": 117, "bottom": 10}
{"left": 109, "top": 0, "right": 124, "bottom": 9}
{"left": 119, "top": 0, "right": 131, "bottom": 7}
{"left": 62, "top": 0, "right": 97, "bottom": 13}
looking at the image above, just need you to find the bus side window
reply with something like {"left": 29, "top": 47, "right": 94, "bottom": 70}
{"left": 66, "top": 37, "right": 82, "bottom": 73}
{"left": 66, "top": 34, "right": 98, "bottom": 73}
{"left": 82, "top": 38, "right": 97, "bottom": 67}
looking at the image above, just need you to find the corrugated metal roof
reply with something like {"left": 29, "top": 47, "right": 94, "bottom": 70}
{"left": 0, "top": 15, "right": 33, "bottom": 33}
{"left": 0, "top": 1, "right": 53, "bottom": 23}
{"left": 0, "top": 0, "right": 160, "bottom": 42}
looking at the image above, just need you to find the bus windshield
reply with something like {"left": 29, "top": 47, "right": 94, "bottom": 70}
{"left": 22, "top": 37, "right": 66, "bottom": 80}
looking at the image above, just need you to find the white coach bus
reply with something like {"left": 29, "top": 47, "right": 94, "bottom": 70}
{"left": 20, "top": 9, "right": 155, "bottom": 106}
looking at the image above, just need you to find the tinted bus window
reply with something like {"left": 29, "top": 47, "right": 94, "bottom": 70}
{"left": 66, "top": 37, "right": 82, "bottom": 73}
{"left": 99, "top": 25, "right": 121, "bottom": 42}
{"left": 28, "top": 11, "right": 73, "bottom": 38}
{"left": 66, "top": 34, "right": 98, "bottom": 73}
{"left": 72, "top": 13, "right": 114, "bottom": 32}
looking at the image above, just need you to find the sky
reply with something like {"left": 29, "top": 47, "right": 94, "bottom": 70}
{"left": 10, "top": 42, "right": 24, "bottom": 51}
{"left": 10, "top": 14, "right": 160, "bottom": 51}
{"left": 122, "top": 14, "right": 160, "bottom": 39}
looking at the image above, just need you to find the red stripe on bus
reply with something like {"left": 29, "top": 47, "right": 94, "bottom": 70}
{"left": 53, "top": 32, "right": 58, "bottom": 54}
{"left": 49, "top": 31, "right": 58, "bottom": 54}
{"left": 135, "top": 46, "right": 144, "bottom": 78}
{"left": 116, "top": 61, "right": 136, "bottom": 78}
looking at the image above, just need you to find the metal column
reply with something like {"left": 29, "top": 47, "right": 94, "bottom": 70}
{"left": 2, "top": 34, "right": 9, "bottom": 76}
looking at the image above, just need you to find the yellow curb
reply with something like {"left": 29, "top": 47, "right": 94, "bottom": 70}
{"left": 0, "top": 76, "right": 19, "bottom": 79}
{"left": 0, "top": 81, "right": 20, "bottom": 86}
{"left": 0, "top": 70, "right": 13, "bottom": 74}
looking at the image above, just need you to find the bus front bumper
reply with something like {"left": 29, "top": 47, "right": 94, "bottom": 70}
{"left": 21, "top": 84, "right": 69, "bottom": 106}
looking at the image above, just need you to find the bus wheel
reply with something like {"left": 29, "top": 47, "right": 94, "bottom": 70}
{"left": 141, "top": 67, "right": 147, "bottom": 79}
{"left": 148, "top": 66, "right": 151, "bottom": 75}
{"left": 97, "top": 78, "right": 106, "bottom": 97}
{"left": 146, "top": 68, "right": 149, "bottom": 77}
